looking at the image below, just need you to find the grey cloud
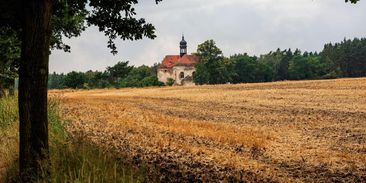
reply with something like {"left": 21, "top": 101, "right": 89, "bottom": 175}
{"left": 50, "top": 0, "right": 366, "bottom": 73}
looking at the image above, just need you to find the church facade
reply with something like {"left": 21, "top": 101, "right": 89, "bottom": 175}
{"left": 157, "top": 36, "right": 199, "bottom": 86}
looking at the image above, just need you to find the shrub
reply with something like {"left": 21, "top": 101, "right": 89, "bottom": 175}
{"left": 166, "top": 78, "right": 175, "bottom": 86}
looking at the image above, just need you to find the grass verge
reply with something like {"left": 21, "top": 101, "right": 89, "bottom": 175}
{"left": 0, "top": 96, "right": 144, "bottom": 183}
{"left": 0, "top": 96, "right": 18, "bottom": 182}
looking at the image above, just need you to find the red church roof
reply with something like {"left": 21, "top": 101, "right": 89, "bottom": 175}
{"left": 160, "top": 55, "right": 199, "bottom": 69}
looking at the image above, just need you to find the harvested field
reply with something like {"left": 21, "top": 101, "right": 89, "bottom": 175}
{"left": 53, "top": 78, "right": 366, "bottom": 182}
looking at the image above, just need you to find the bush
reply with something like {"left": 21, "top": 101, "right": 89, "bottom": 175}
{"left": 141, "top": 76, "right": 164, "bottom": 87}
{"left": 321, "top": 71, "right": 338, "bottom": 79}
{"left": 166, "top": 78, "right": 175, "bottom": 86}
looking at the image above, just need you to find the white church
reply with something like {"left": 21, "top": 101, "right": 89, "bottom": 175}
{"left": 157, "top": 36, "right": 200, "bottom": 86}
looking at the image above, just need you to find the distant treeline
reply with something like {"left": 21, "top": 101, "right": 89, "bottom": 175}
{"left": 49, "top": 37, "right": 366, "bottom": 89}
{"left": 193, "top": 38, "right": 366, "bottom": 85}
{"left": 48, "top": 63, "right": 164, "bottom": 89}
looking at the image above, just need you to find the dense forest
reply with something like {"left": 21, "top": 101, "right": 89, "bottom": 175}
{"left": 48, "top": 63, "right": 164, "bottom": 89}
{"left": 48, "top": 37, "right": 366, "bottom": 89}
{"left": 193, "top": 37, "right": 366, "bottom": 85}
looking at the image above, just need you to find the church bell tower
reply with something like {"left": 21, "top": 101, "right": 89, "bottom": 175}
{"left": 180, "top": 35, "right": 187, "bottom": 57}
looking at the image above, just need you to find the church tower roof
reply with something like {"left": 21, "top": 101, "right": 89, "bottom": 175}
{"left": 180, "top": 35, "right": 187, "bottom": 46}
{"left": 180, "top": 35, "right": 187, "bottom": 57}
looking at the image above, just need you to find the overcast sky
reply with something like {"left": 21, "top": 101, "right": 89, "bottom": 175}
{"left": 49, "top": 0, "right": 366, "bottom": 73}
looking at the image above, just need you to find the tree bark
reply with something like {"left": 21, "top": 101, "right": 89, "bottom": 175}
{"left": 19, "top": 0, "right": 53, "bottom": 181}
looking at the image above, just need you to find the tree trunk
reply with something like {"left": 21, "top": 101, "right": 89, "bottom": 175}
{"left": 19, "top": 0, "right": 53, "bottom": 181}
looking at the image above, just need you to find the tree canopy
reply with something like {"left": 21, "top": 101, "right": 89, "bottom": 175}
{"left": 193, "top": 40, "right": 231, "bottom": 84}
{"left": 0, "top": 27, "right": 20, "bottom": 96}
{"left": 194, "top": 37, "right": 366, "bottom": 85}
{"left": 0, "top": 0, "right": 162, "bottom": 53}
{"left": 49, "top": 61, "right": 164, "bottom": 89}
{"left": 346, "top": 0, "right": 360, "bottom": 3}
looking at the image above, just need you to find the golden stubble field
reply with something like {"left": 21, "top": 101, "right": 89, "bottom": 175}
{"left": 52, "top": 78, "right": 366, "bottom": 182}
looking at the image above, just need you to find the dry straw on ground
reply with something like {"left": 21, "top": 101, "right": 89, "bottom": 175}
{"left": 54, "top": 78, "right": 366, "bottom": 182}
